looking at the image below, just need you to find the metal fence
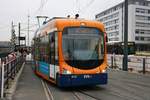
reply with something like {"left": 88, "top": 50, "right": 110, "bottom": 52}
{"left": 107, "top": 54, "right": 150, "bottom": 74}
{"left": 0, "top": 53, "right": 25, "bottom": 98}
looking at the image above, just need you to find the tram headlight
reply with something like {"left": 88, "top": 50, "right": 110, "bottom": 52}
{"left": 102, "top": 69, "right": 106, "bottom": 73}
{"left": 63, "top": 69, "right": 72, "bottom": 74}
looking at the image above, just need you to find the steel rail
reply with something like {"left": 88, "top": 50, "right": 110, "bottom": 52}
{"left": 72, "top": 90, "right": 102, "bottom": 100}
{"left": 41, "top": 80, "right": 54, "bottom": 100}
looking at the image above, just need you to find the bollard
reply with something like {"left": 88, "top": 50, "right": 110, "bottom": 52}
{"left": 143, "top": 58, "right": 146, "bottom": 74}
{"left": 6, "top": 57, "right": 9, "bottom": 89}
{"left": 111, "top": 56, "right": 113, "bottom": 68}
{"left": 1, "top": 63, "right": 4, "bottom": 98}
{"left": 112, "top": 53, "right": 116, "bottom": 69}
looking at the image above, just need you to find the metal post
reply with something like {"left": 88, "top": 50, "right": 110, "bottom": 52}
{"left": 0, "top": 58, "right": 1, "bottom": 65}
{"left": 111, "top": 55, "right": 113, "bottom": 68}
{"left": 18, "top": 22, "right": 21, "bottom": 46}
{"left": 6, "top": 57, "right": 9, "bottom": 89}
{"left": 11, "top": 21, "right": 16, "bottom": 48}
{"left": 123, "top": 0, "right": 128, "bottom": 71}
{"left": 25, "top": 35, "right": 26, "bottom": 46}
{"left": 14, "top": 59, "right": 16, "bottom": 76}
{"left": 143, "top": 58, "right": 146, "bottom": 74}
{"left": 28, "top": 15, "right": 30, "bottom": 46}
{"left": 16, "top": 57, "right": 18, "bottom": 73}
{"left": 1, "top": 63, "right": 4, "bottom": 98}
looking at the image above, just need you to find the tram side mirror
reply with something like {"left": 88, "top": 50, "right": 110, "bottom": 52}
{"left": 43, "top": 21, "right": 47, "bottom": 25}
{"left": 36, "top": 38, "right": 40, "bottom": 42}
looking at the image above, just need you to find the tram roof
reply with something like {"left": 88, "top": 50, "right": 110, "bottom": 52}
{"left": 47, "top": 17, "right": 105, "bottom": 31}
{"left": 35, "top": 17, "right": 105, "bottom": 37}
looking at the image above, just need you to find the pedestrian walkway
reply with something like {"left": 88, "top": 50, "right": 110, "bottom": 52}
{"left": 12, "top": 62, "right": 47, "bottom": 100}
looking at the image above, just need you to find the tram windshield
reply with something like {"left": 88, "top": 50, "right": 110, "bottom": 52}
{"left": 62, "top": 27, "right": 104, "bottom": 69}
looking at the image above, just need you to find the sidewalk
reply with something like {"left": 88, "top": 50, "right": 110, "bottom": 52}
{"left": 12, "top": 62, "right": 47, "bottom": 100}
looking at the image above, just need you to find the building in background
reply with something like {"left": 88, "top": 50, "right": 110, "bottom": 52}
{"left": 95, "top": 0, "right": 150, "bottom": 51}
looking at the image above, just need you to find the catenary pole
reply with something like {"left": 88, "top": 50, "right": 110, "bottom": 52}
{"left": 123, "top": 0, "right": 128, "bottom": 71}
{"left": 28, "top": 15, "right": 30, "bottom": 46}
{"left": 18, "top": 22, "right": 21, "bottom": 46}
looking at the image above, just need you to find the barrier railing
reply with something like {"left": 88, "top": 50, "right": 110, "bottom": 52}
{"left": 0, "top": 53, "right": 25, "bottom": 98}
{"left": 108, "top": 54, "right": 150, "bottom": 74}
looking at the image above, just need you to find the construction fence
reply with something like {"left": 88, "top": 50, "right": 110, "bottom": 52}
{"left": 107, "top": 54, "right": 150, "bottom": 74}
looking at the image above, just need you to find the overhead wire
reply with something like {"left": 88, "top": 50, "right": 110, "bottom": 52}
{"left": 80, "top": 0, "right": 95, "bottom": 14}
{"left": 73, "top": 0, "right": 95, "bottom": 15}
{"left": 35, "top": 0, "right": 49, "bottom": 15}
{"left": 76, "top": 0, "right": 80, "bottom": 14}
{"left": 28, "top": 0, "right": 49, "bottom": 30}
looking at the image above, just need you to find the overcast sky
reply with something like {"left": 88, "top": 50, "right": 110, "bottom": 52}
{"left": 0, "top": 0, "right": 124, "bottom": 42}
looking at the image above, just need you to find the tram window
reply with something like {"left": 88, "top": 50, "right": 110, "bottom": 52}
{"left": 50, "top": 33, "right": 55, "bottom": 65}
{"left": 34, "top": 38, "right": 40, "bottom": 61}
{"left": 39, "top": 35, "right": 49, "bottom": 63}
{"left": 49, "top": 32, "right": 58, "bottom": 65}
{"left": 55, "top": 32, "right": 58, "bottom": 65}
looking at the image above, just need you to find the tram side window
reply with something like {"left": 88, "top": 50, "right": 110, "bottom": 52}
{"left": 39, "top": 35, "right": 49, "bottom": 63}
{"left": 50, "top": 33, "right": 55, "bottom": 64}
{"left": 49, "top": 32, "right": 58, "bottom": 65}
{"left": 55, "top": 32, "right": 58, "bottom": 65}
{"left": 34, "top": 38, "right": 40, "bottom": 61}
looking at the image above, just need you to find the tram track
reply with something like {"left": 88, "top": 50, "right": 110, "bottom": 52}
{"left": 72, "top": 91, "right": 82, "bottom": 100}
{"left": 41, "top": 79, "right": 54, "bottom": 100}
{"left": 41, "top": 80, "right": 102, "bottom": 100}
{"left": 40, "top": 79, "right": 150, "bottom": 100}
{"left": 72, "top": 90, "right": 102, "bottom": 100}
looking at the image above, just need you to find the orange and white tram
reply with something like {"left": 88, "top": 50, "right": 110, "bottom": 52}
{"left": 32, "top": 17, "right": 108, "bottom": 87}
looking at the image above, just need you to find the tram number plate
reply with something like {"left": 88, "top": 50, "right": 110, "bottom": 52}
{"left": 84, "top": 75, "right": 92, "bottom": 79}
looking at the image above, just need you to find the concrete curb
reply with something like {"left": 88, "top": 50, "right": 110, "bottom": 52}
{"left": 4, "top": 62, "right": 25, "bottom": 100}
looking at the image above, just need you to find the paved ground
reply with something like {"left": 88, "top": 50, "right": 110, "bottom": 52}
{"left": 12, "top": 62, "right": 47, "bottom": 100}
{"left": 106, "top": 69, "right": 150, "bottom": 100}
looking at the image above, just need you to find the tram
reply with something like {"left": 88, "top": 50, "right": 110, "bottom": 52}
{"left": 32, "top": 16, "right": 108, "bottom": 87}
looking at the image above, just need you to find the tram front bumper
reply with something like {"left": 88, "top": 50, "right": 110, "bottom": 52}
{"left": 56, "top": 73, "right": 108, "bottom": 87}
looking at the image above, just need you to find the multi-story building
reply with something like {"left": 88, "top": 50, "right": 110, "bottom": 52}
{"left": 95, "top": 0, "right": 150, "bottom": 51}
